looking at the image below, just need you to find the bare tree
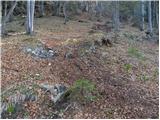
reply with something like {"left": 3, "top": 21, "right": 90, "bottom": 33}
{"left": 2, "top": 1, "right": 17, "bottom": 35}
{"left": 4, "top": 1, "right": 7, "bottom": 17}
{"left": 63, "top": 2, "right": 67, "bottom": 24}
{"left": 147, "top": 1, "right": 153, "bottom": 36}
{"left": 0, "top": 0, "right": 2, "bottom": 36}
{"left": 141, "top": 0, "right": 145, "bottom": 31}
{"left": 52, "top": 1, "right": 59, "bottom": 16}
{"left": 85, "top": 1, "right": 89, "bottom": 12}
{"left": 26, "top": 0, "right": 35, "bottom": 35}
{"left": 8, "top": 1, "right": 15, "bottom": 22}
{"left": 155, "top": 1, "right": 159, "bottom": 27}
{"left": 112, "top": 1, "right": 120, "bottom": 32}
{"left": 58, "top": 2, "right": 63, "bottom": 16}
{"left": 39, "top": 1, "right": 44, "bottom": 17}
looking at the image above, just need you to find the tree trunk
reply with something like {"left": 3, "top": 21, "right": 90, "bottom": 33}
{"left": 26, "top": 0, "right": 35, "bottom": 35}
{"left": 56, "top": 2, "right": 60, "bottom": 16}
{"left": 155, "top": 1, "right": 159, "bottom": 28}
{"left": 2, "top": 1, "right": 17, "bottom": 35}
{"left": 148, "top": 1, "right": 153, "bottom": 36}
{"left": 39, "top": 1, "right": 44, "bottom": 17}
{"left": 85, "top": 1, "right": 89, "bottom": 12}
{"left": 63, "top": 2, "right": 67, "bottom": 24}
{"left": 52, "top": 1, "right": 59, "bottom": 16}
{"left": 112, "top": 1, "right": 120, "bottom": 31}
{"left": 152, "top": 1, "right": 155, "bottom": 27}
{"left": 8, "top": 1, "right": 15, "bottom": 22}
{"left": 58, "top": 2, "right": 63, "bottom": 16}
{"left": 141, "top": 0, "right": 145, "bottom": 31}
{"left": 95, "top": 1, "right": 102, "bottom": 20}
{"left": 0, "top": 1, "right": 2, "bottom": 36}
{"left": 4, "top": 1, "right": 7, "bottom": 17}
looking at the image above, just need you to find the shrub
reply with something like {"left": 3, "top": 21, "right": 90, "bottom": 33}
{"left": 128, "top": 47, "right": 144, "bottom": 60}
{"left": 139, "top": 74, "right": 149, "bottom": 81}
{"left": 153, "top": 68, "right": 159, "bottom": 79}
{"left": 7, "top": 103, "right": 15, "bottom": 114}
{"left": 123, "top": 63, "right": 132, "bottom": 72}
{"left": 66, "top": 79, "right": 97, "bottom": 104}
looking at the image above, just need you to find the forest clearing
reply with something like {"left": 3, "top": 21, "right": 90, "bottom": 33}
{"left": 1, "top": 1, "right": 159, "bottom": 119}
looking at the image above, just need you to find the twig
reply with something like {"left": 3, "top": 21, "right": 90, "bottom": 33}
{"left": 64, "top": 103, "right": 72, "bottom": 112}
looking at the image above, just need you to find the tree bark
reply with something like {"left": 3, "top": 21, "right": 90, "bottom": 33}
{"left": 148, "top": 1, "right": 153, "bottom": 35}
{"left": 95, "top": 1, "right": 102, "bottom": 19}
{"left": 141, "top": 0, "right": 145, "bottom": 31}
{"left": 26, "top": 0, "right": 35, "bottom": 35}
{"left": 4, "top": 1, "right": 7, "bottom": 17}
{"left": 155, "top": 1, "right": 159, "bottom": 28}
{"left": 8, "top": 1, "right": 15, "bottom": 22}
{"left": 39, "top": 1, "right": 44, "bottom": 17}
{"left": 112, "top": 1, "right": 120, "bottom": 31}
{"left": 156, "top": 1, "right": 159, "bottom": 28}
{"left": 0, "top": 1, "right": 2, "bottom": 36}
{"left": 58, "top": 2, "right": 63, "bottom": 16}
{"left": 63, "top": 2, "right": 67, "bottom": 24}
{"left": 2, "top": 1, "right": 17, "bottom": 35}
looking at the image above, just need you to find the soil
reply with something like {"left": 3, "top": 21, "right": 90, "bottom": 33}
{"left": 1, "top": 16, "right": 159, "bottom": 119}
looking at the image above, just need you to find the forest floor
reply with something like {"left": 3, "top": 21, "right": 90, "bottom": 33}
{"left": 1, "top": 16, "right": 159, "bottom": 119}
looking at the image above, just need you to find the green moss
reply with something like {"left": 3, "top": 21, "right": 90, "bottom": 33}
{"left": 152, "top": 68, "right": 159, "bottom": 80}
{"left": 139, "top": 74, "right": 149, "bottom": 81}
{"left": 128, "top": 47, "right": 144, "bottom": 60}
{"left": 123, "top": 63, "right": 132, "bottom": 72}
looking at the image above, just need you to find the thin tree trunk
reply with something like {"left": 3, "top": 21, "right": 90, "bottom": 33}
{"left": 39, "top": 1, "right": 44, "bottom": 17}
{"left": 9, "top": 1, "right": 14, "bottom": 22}
{"left": 95, "top": 1, "right": 102, "bottom": 20}
{"left": 152, "top": 1, "right": 155, "bottom": 27}
{"left": 52, "top": 1, "right": 59, "bottom": 16}
{"left": 0, "top": 1, "right": 2, "bottom": 36}
{"left": 63, "top": 2, "right": 67, "bottom": 24}
{"left": 112, "top": 1, "right": 120, "bottom": 42}
{"left": 30, "top": 0, "right": 35, "bottom": 34}
{"left": 56, "top": 2, "right": 60, "bottom": 16}
{"left": 26, "top": 0, "right": 35, "bottom": 35}
{"left": 141, "top": 0, "right": 145, "bottom": 31}
{"left": 85, "top": 1, "right": 89, "bottom": 12}
{"left": 155, "top": 1, "right": 159, "bottom": 28}
{"left": 4, "top": 1, "right": 7, "bottom": 17}
{"left": 113, "top": 1, "right": 120, "bottom": 31}
{"left": 58, "top": 2, "right": 63, "bottom": 16}
{"left": 2, "top": 1, "right": 17, "bottom": 35}
{"left": 26, "top": 0, "right": 31, "bottom": 33}
{"left": 148, "top": 1, "right": 153, "bottom": 36}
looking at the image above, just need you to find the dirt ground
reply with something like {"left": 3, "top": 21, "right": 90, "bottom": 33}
{"left": 1, "top": 16, "right": 159, "bottom": 119}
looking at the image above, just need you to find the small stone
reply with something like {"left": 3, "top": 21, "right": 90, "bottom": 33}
{"left": 35, "top": 73, "right": 40, "bottom": 76}
{"left": 65, "top": 51, "right": 73, "bottom": 59}
{"left": 30, "top": 95, "right": 36, "bottom": 101}
{"left": 32, "top": 50, "right": 36, "bottom": 55}
{"left": 26, "top": 48, "right": 32, "bottom": 52}
{"left": 102, "top": 52, "right": 107, "bottom": 57}
{"left": 49, "top": 50, "right": 54, "bottom": 53}
{"left": 28, "top": 86, "right": 32, "bottom": 89}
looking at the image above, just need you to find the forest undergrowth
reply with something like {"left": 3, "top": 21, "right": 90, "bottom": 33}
{"left": 1, "top": 16, "right": 159, "bottom": 119}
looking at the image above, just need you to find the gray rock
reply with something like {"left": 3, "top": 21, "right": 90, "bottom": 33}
{"left": 26, "top": 48, "right": 32, "bottom": 52}
{"left": 65, "top": 51, "right": 74, "bottom": 59}
{"left": 14, "top": 103, "right": 23, "bottom": 112}
{"left": 1, "top": 93, "right": 37, "bottom": 115}
{"left": 39, "top": 83, "right": 55, "bottom": 92}
{"left": 24, "top": 94, "right": 37, "bottom": 101}
{"left": 24, "top": 46, "right": 58, "bottom": 59}
{"left": 40, "top": 83, "right": 67, "bottom": 104}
